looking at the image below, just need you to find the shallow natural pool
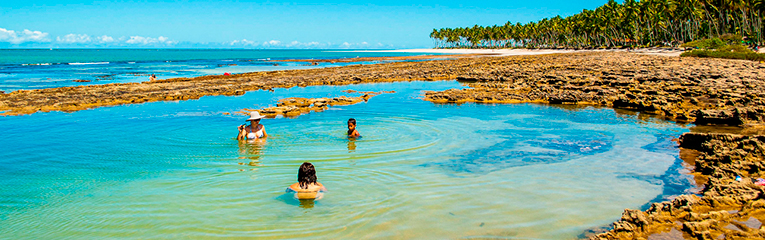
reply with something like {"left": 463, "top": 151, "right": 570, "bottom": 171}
{"left": 0, "top": 81, "right": 694, "bottom": 239}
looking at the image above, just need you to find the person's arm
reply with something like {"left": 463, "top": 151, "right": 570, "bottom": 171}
{"left": 237, "top": 125, "right": 246, "bottom": 140}
{"left": 317, "top": 182, "right": 327, "bottom": 192}
{"left": 261, "top": 125, "right": 268, "bottom": 138}
{"left": 351, "top": 130, "right": 360, "bottom": 138}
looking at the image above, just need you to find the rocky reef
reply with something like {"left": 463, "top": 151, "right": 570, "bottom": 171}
{"left": 234, "top": 91, "right": 392, "bottom": 118}
{"left": 406, "top": 52, "right": 765, "bottom": 239}
{"left": 423, "top": 53, "right": 765, "bottom": 128}
{"left": 591, "top": 133, "right": 765, "bottom": 239}
{"left": 0, "top": 54, "right": 481, "bottom": 116}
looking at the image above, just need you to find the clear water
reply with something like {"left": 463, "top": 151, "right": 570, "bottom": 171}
{"left": 0, "top": 49, "right": 435, "bottom": 92}
{"left": 0, "top": 81, "right": 693, "bottom": 239}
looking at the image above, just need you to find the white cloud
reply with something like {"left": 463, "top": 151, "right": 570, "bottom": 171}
{"left": 0, "top": 28, "right": 50, "bottom": 44}
{"left": 57, "top": 34, "right": 91, "bottom": 44}
{"left": 249, "top": 40, "right": 385, "bottom": 49}
{"left": 125, "top": 35, "right": 174, "bottom": 45}
{"left": 262, "top": 40, "right": 282, "bottom": 46}
{"left": 256, "top": 40, "right": 334, "bottom": 49}
{"left": 125, "top": 36, "right": 153, "bottom": 44}
{"left": 22, "top": 29, "right": 49, "bottom": 42}
{"left": 338, "top": 41, "right": 374, "bottom": 49}
{"left": 230, "top": 39, "right": 256, "bottom": 46}
{"left": 97, "top": 35, "right": 114, "bottom": 43}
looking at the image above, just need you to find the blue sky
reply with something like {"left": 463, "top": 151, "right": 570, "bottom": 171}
{"left": 0, "top": 0, "right": 608, "bottom": 49}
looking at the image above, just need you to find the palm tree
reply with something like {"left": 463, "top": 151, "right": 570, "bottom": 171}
{"left": 430, "top": 0, "right": 765, "bottom": 48}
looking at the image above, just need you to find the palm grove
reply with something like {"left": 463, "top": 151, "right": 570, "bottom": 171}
{"left": 430, "top": 0, "right": 765, "bottom": 48}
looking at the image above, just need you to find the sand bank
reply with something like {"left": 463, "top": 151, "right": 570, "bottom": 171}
{"left": 367, "top": 48, "right": 684, "bottom": 57}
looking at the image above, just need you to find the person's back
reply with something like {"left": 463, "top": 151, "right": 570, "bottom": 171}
{"left": 288, "top": 162, "right": 327, "bottom": 200}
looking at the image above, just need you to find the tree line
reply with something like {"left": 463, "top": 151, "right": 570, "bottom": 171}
{"left": 430, "top": 0, "right": 765, "bottom": 48}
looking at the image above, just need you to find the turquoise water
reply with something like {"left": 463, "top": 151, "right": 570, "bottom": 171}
{"left": 0, "top": 49, "right": 434, "bottom": 92}
{"left": 0, "top": 81, "right": 693, "bottom": 239}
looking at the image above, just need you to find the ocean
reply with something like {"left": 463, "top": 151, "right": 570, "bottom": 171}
{"left": 0, "top": 49, "right": 434, "bottom": 92}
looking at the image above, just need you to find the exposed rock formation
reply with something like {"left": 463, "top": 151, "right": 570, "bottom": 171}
{"left": 233, "top": 90, "right": 393, "bottom": 118}
{"left": 591, "top": 133, "right": 765, "bottom": 239}
{"left": 424, "top": 53, "right": 765, "bottom": 127}
{"left": 7, "top": 52, "right": 764, "bottom": 121}
{"left": 0, "top": 55, "right": 473, "bottom": 115}
{"left": 238, "top": 95, "right": 372, "bottom": 118}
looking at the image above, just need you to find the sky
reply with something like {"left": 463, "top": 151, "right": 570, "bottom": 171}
{"left": 0, "top": 0, "right": 609, "bottom": 49}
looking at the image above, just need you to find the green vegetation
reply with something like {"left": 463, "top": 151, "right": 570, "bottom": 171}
{"left": 680, "top": 38, "right": 726, "bottom": 50}
{"left": 430, "top": 0, "right": 765, "bottom": 49}
{"left": 680, "top": 36, "right": 765, "bottom": 61}
{"left": 681, "top": 49, "right": 765, "bottom": 61}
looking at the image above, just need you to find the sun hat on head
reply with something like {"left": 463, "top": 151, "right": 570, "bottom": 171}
{"left": 246, "top": 111, "right": 265, "bottom": 121}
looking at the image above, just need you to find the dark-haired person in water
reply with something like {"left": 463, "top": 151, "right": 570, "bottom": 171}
{"left": 347, "top": 118, "right": 361, "bottom": 138}
{"left": 288, "top": 162, "right": 327, "bottom": 199}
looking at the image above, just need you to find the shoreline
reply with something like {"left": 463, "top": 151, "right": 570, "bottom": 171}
{"left": 355, "top": 48, "right": 685, "bottom": 57}
{"left": 1, "top": 52, "right": 764, "bottom": 238}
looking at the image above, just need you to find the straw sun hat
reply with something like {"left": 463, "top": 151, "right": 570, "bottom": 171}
{"left": 246, "top": 111, "right": 265, "bottom": 121}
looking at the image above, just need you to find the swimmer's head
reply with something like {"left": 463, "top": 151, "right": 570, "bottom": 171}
{"left": 348, "top": 118, "right": 356, "bottom": 129}
{"left": 298, "top": 162, "right": 317, "bottom": 189}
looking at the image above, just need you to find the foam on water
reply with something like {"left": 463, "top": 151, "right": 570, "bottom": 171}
{"left": 0, "top": 81, "right": 694, "bottom": 239}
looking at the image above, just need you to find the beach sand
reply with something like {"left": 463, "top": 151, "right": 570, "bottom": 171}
{"left": 368, "top": 48, "right": 684, "bottom": 57}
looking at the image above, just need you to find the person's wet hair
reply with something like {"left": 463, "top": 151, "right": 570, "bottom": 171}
{"left": 348, "top": 118, "right": 356, "bottom": 125}
{"left": 298, "top": 162, "right": 317, "bottom": 189}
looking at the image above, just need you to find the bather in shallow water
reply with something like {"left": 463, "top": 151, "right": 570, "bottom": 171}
{"left": 237, "top": 112, "right": 268, "bottom": 140}
{"left": 288, "top": 162, "right": 327, "bottom": 200}
{"left": 347, "top": 118, "right": 361, "bottom": 138}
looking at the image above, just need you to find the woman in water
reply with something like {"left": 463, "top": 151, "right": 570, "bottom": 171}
{"left": 288, "top": 162, "right": 327, "bottom": 199}
{"left": 237, "top": 112, "right": 268, "bottom": 140}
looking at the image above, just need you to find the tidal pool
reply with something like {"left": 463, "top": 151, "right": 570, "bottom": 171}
{"left": 0, "top": 81, "right": 694, "bottom": 239}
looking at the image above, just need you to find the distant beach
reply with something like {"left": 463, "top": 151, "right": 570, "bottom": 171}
{"left": 363, "top": 48, "right": 685, "bottom": 57}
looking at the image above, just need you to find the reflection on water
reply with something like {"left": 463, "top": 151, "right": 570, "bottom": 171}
{"left": 238, "top": 139, "right": 266, "bottom": 169}
{"left": 347, "top": 138, "right": 357, "bottom": 152}
{"left": 299, "top": 199, "right": 316, "bottom": 209}
{"left": 0, "top": 81, "right": 694, "bottom": 239}
{"left": 275, "top": 192, "right": 318, "bottom": 209}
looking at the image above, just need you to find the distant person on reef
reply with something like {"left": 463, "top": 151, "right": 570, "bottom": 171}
{"left": 237, "top": 112, "right": 268, "bottom": 140}
{"left": 288, "top": 162, "right": 327, "bottom": 199}
{"left": 347, "top": 118, "right": 361, "bottom": 138}
{"left": 149, "top": 74, "right": 157, "bottom": 81}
